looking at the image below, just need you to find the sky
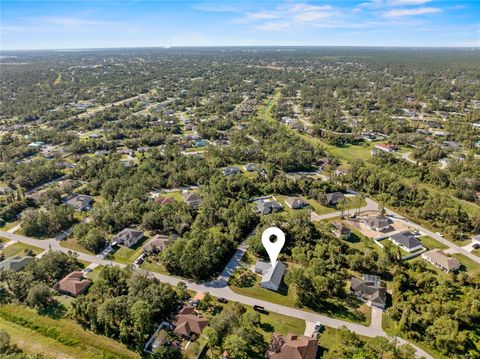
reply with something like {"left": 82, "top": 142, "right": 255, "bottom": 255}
{"left": 1, "top": 0, "right": 479, "bottom": 50}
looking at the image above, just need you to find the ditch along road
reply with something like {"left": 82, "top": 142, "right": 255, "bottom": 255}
{"left": 0, "top": 229, "right": 432, "bottom": 358}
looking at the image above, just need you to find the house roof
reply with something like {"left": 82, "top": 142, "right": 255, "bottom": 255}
{"left": 143, "top": 235, "right": 170, "bottom": 252}
{"left": 0, "top": 256, "right": 34, "bottom": 272}
{"left": 173, "top": 306, "right": 208, "bottom": 337}
{"left": 326, "top": 192, "right": 344, "bottom": 204}
{"left": 261, "top": 261, "right": 286, "bottom": 288}
{"left": 423, "top": 249, "right": 460, "bottom": 271}
{"left": 366, "top": 215, "right": 390, "bottom": 229}
{"left": 267, "top": 333, "right": 318, "bottom": 359}
{"left": 155, "top": 196, "right": 175, "bottom": 205}
{"left": 58, "top": 271, "right": 91, "bottom": 296}
{"left": 350, "top": 277, "right": 386, "bottom": 306}
{"left": 113, "top": 228, "right": 143, "bottom": 244}
{"left": 182, "top": 191, "right": 201, "bottom": 202}
{"left": 285, "top": 197, "right": 307, "bottom": 208}
{"left": 256, "top": 200, "right": 283, "bottom": 214}
{"left": 65, "top": 194, "right": 93, "bottom": 209}
{"left": 333, "top": 222, "right": 351, "bottom": 235}
{"left": 390, "top": 231, "right": 422, "bottom": 249}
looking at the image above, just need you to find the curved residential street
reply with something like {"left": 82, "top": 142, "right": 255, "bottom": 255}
{"left": 0, "top": 229, "right": 433, "bottom": 358}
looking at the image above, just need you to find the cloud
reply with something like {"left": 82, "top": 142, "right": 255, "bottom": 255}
{"left": 388, "top": 0, "right": 432, "bottom": 5}
{"left": 238, "top": 2, "right": 340, "bottom": 31}
{"left": 383, "top": 7, "right": 441, "bottom": 17}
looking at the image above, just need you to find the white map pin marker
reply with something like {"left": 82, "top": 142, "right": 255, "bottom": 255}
{"left": 262, "top": 227, "right": 285, "bottom": 268}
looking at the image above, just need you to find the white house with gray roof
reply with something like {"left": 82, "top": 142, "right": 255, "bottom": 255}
{"left": 257, "top": 260, "right": 287, "bottom": 292}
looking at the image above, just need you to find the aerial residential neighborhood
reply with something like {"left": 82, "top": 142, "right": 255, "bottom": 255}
{"left": 0, "top": 1, "right": 479, "bottom": 359}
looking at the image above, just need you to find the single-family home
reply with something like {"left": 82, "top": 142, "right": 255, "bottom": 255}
{"left": 221, "top": 166, "right": 241, "bottom": 176}
{"left": 57, "top": 271, "right": 91, "bottom": 297}
{"left": 365, "top": 216, "right": 390, "bottom": 232}
{"left": 182, "top": 191, "right": 202, "bottom": 207}
{"left": 375, "top": 144, "right": 398, "bottom": 153}
{"left": 333, "top": 222, "right": 351, "bottom": 238}
{"left": 0, "top": 256, "right": 34, "bottom": 272}
{"left": 244, "top": 163, "right": 259, "bottom": 172}
{"left": 260, "top": 261, "right": 287, "bottom": 292}
{"left": 266, "top": 333, "right": 318, "bottom": 359}
{"left": 422, "top": 249, "right": 461, "bottom": 273}
{"left": 255, "top": 200, "right": 283, "bottom": 215}
{"left": 143, "top": 235, "right": 171, "bottom": 253}
{"left": 325, "top": 192, "right": 344, "bottom": 206}
{"left": 350, "top": 276, "right": 386, "bottom": 309}
{"left": 155, "top": 196, "right": 176, "bottom": 206}
{"left": 335, "top": 167, "right": 351, "bottom": 176}
{"left": 284, "top": 197, "right": 308, "bottom": 209}
{"left": 173, "top": 306, "right": 209, "bottom": 339}
{"left": 112, "top": 228, "right": 144, "bottom": 248}
{"left": 389, "top": 231, "right": 424, "bottom": 253}
{"left": 65, "top": 194, "right": 94, "bottom": 211}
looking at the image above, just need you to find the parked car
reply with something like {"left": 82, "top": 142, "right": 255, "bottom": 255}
{"left": 217, "top": 297, "right": 228, "bottom": 304}
{"left": 253, "top": 305, "right": 267, "bottom": 313}
{"left": 314, "top": 321, "right": 324, "bottom": 332}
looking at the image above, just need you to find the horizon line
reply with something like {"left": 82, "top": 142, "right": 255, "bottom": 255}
{"left": 2, "top": 44, "right": 479, "bottom": 52}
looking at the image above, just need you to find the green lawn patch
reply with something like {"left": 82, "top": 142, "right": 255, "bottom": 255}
{"left": 0, "top": 220, "right": 20, "bottom": 232}
{"left": 158, "top": 191, "right": 185, "bottom": 202}
{"left": 2, "top": 242, "right": 43, "bottom": 258}
{"left": 140, "top": 256, "right": 170, "bottom": 275}
{"left": 109, "top": 236, "right": 148, "bottom": 265}
{"left": 60, "top": 237, "right": 95, "bottom": 255}
{"left": 452, "top": 253, "right": 480, "bottom": 274}
{"left": 229, "top": 268, "right": 370, "bottom": 326}
{"left": 419, "top": 235, "right": 448, "bottom": 250}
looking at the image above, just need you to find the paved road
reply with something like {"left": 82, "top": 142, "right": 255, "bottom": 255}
{"left": 309, "top": 197, "right": 480, "bottom": 265}
{"left": 400, "top": 151, "right": 417, "bottom": 164}
{"left": 384, "top": 208, "right": 480, "bottom": 265}
{"left": 310, "top": 198, "right": 378, "bottom": 221}
{"left": 0, "top": 229, "right": 432, "bottom": 358}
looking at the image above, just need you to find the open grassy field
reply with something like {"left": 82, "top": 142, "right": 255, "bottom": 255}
{"left": 0, "top": 304, "right": 140, "bottom": 359}
{"left": 2, "top": 242, "right": 43, "bottom": 257}
{"left": 157, "top": 190, "right": 185, "bottom": 202}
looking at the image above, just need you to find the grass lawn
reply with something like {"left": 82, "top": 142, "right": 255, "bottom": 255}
{"left": 0, "top": 304, "right": 139, "bottom": 359}
{"left": 2, "top": 242, "right": 43, "bottom": 258}
{"left": 229, "top": 270, "right": 371, "bottom": 326}
{"left": 110, "top": 237, "right": 148, "bottom": 265}
{"left": 158, "top": 191, "right": 184, "bottom": 202}
{"left": 140, "top": 256, "right": 170, "bottom": 275}
{"left": 84, "top": 265, "right": 104, "bottom": 282}
{"left": 452, "top": 253, "right": 480, "bottom": 274}
{"left": 317, "top": 327, "right": 375, "bottom": 357}
{"left": 60, "top": 236, "right": 95, "bottom": 255}
{"left": 418, "top": 235, "right": 448, "bottom": 250}
{"left": 308, "top": 199, "right": 337, "bottom": 215}
{"left": 0, "top": 220, "right": 20, "bottom": 232}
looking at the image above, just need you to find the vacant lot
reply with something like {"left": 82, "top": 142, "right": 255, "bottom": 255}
{"left": 0, "top": 304, "right": 139, "bottom": 359}
{"left": 2, "top": 242, "right": 43, "bottom": 258}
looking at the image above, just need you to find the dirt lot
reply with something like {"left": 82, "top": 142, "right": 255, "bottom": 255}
{"left": 347, "top": 211, "right": 412, "bottom": 239}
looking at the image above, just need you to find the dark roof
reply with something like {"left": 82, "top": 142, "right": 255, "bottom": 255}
{"left": 390, "top": 231, "right": 422, "bottom": 249}
{"left": 350, "top": 277, "right": 386, "bottom": 306}
{"left": 366, "top": 216, "right": 390, "bottom": 229}
{"left": 326, "top": 192, "right": 344, "bottom": 204}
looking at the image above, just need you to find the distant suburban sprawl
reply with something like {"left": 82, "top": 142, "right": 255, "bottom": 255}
{"left": 0, "top": 46, "right": 479, "bottom": 359}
